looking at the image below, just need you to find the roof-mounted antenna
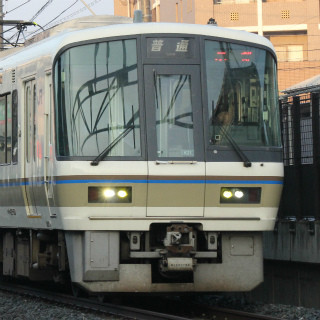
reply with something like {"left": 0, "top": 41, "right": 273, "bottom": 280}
{"left": 133, "top": 10, "right": 143, "bottom": 23}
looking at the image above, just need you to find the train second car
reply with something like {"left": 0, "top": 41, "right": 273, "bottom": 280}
{"left": 0, "top": 15, "right": 283, "bottom": 293}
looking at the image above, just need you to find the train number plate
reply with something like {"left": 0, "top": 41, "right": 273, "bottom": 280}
{"left": 167, "top": 258, "right": 193, "bottom": 271}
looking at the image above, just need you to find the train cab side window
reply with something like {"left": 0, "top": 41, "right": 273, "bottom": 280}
{"left": 0, "top": 93, "right": 12, "bottom": 165}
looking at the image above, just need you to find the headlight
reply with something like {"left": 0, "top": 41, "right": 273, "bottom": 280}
{"left": 103, "top": 189, "right": 116, "bottom": 198}
{"left": 220, "top": 187, "right": 261, "bottom": 204}
{"left": 222, "top": 190, "right": 233, "bottom": 199}
{"left": 88, "top": 186, "right": 132, "bottom": 203}
{"left": 234, "top": 190, "right": 244, "bottom": 199}
{"left": 117, "top": 190, "right": 128, "bottom": 198}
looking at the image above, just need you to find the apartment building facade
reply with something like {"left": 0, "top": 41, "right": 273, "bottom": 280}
{"left": 114, "top": 0, "right": 320, "bottom": 91}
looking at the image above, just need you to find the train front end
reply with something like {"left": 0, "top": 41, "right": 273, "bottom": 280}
{"left": 52, "top": 24, "right": 283, "bottom": 293}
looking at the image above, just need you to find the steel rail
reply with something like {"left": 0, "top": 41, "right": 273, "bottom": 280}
{"left": 0, "top": 282, "right": 190, "bottom": 320}
{"left": 0, "top": 281, "right": 283, "bottom": 320}
{"left": 197, "top": 305, "right": 282, "bottom": 320}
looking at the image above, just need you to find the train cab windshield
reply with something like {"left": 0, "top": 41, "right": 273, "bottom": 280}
{"left": 205, "top": 40, "right": 281, "bottom": 149}
{"left": 54, "top": 39, "right": 141, "bottom": 159}
{"left": 54, "top": 34, "right": 281, "bottom": 161}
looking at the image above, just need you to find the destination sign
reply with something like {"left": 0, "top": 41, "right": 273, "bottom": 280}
{"left": 146, "top": 37, "right": 195, "bottom": 59}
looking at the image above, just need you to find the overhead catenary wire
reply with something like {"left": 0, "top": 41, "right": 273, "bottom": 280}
{"left": 2, "top": 0, "right": 46, "bottom": 43}
{"left": 8, "top": 0, "right": 80, "bottom": 41}
{"left": 42, "top": 0, "right": 79, "bottom": 28}
{"left": 4, "top": 0, "right": 52, "bottom": 42}
{"left": 4, "top": 0, "right": 31, "bottom": 15}
{"left": 40, "top": 0, "right": 102, "bottom": 29}
{"left": 2, "top": 0, "right": 320, "bottom": 64}
{"left": 30, "top": 0, "right": 54, "bottom": 21}
{"left": 278, "top": 65, "right": 320, "bottom": 71}
{"left": 20, "top": 0, "right": 102, "bottom": 40}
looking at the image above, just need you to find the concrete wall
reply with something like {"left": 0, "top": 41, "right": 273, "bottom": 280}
{"left": 248, "top": 259, "right": 320, "bottom": 308}
{"left": 213, "top": 3, "right": 258, "bottom": 27}
{"left": 159, "top": 0, "right": 195, "bottom": 23}
{"left": 194, "top": 0, "right": 214, "bottom": 25}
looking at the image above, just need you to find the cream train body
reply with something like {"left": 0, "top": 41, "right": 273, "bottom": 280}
{"left": 0, "top": 15, "right": 283, "bottom": 293}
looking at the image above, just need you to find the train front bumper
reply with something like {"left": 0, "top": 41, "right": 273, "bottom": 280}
{"left": 66, "top": 232, "right": 263, "bottom": 293}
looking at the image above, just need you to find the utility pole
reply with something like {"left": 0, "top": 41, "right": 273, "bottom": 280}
{"left": 0, "top": 0, "right": 3, "bottom": 50}
{"left": 141, "top": 0, "right": 151, "bottom": 22}
{"left": 79, "top": 0, "right": 96, "bottom": 16}
{"left": 257, "top": 0, "right": 263, "bottom": 36}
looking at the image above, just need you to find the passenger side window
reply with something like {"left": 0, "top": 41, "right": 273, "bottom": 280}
{"left": 0, "top": 93, "right": 12, "bottom": 164}
{"left": 12, "top": 90, "right": 18, "bottom": 163}
{"left": 0, "top": 96, "right": 5, "bottom": 163}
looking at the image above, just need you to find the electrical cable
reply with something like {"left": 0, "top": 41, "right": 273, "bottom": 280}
{"left": 5, "top": 0, "right": 31, "bottom": 14}
{"left": 278, "top": 65, "right": 320, "bottom": 71}
{"left": 43, "top": 0, "right": 102, "bottom": 29}
{"left": 30, "top": 0, "right": 54, "bottom": 21}
{"left": 42, "top": 0, "right": 79, "bottom": 28}
{"left": 20, "top": 0, "right": 102, "bottom": 39}
{"left": 11, "top": 0, "right": 80, "bottom": 42}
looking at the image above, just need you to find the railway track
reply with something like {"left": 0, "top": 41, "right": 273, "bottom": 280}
{"left": 0, "top": 281, "right": 187, "bottom": 320}
{"left": 118, "top": 296, "right": 282, "bottom": 320}
{"left": 0, "top": 281, "right": 281, "bottom": 320}
{"left": 200, "top": 305, "right": 282, "bottom": 320}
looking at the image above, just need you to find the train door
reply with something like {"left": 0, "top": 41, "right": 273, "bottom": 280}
{"left": 44, "top": 72, "right": 54, "bottom": 216}
{"left": 144, "top": 65, "right": 205, "bottom": 217}
{"left": 24, "top": 79, "right": 38, "bottom": 216}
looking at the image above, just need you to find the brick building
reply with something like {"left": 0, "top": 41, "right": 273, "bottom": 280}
{"left": 114, "top": 0, "right": 320, "bottom": 92}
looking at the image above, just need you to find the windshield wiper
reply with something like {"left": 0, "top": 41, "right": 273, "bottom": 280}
{"left": 218, "top": 126, "right": 252, "bottom": 168}
{"left": 90, "top": 124, "right": 134, "bottom": 166}
{"left": 90, "top": 106, "right": 139, "bottom": 166}
{"left": 91, "top": 107, "right": 138, "bottom": 166}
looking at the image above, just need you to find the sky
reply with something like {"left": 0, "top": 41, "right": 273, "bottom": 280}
{"left": 2, "top": 0, "right": 115, "bottom": 42}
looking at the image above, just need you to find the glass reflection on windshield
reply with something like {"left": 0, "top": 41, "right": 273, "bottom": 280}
{"left": 154, "top": 74, "right": 195, "bottom": 158}
{"left": 205, "top": 40, "right": 281, "bottom": 148}
{"left": 54, "top": 39, "right": 141, "bottom": 158}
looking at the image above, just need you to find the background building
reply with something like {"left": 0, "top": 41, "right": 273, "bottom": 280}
{"left": 114, "top": 0, "right": 320, "bottom": 92}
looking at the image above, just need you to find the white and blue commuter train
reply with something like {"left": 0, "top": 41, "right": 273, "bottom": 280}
{"left": 0, "top": 15, "right": 283, "bottom": 294}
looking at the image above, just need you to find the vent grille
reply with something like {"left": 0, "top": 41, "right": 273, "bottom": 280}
{"left": 281, "top": 10, "right": 290, "bottom": 19}
{"left": 11, "top": 69, "right": 16, "bottom": 84}
{"left": 230, "top": 12, "right": 239, "bottom": 21}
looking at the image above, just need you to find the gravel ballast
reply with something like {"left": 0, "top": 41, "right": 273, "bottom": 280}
{"left": 1, "top": 289, "right": 320, "bottom": 319}
{"left": 201, "top": 294, "right": 320, "bottom": 320}
{"left": 0, "top": 290, "right": 113, "bottom": 320}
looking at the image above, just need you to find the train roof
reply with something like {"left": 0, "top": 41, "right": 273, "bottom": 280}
{"left": 281, "top": 73, "right": 320, "bottom": 97}
{"left": 0, "top": 15, "right": 276, "bottom": 71}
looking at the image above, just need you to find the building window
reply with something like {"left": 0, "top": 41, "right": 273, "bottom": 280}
{"left": 0, "top": 93, "right": 12, "bottom": 165}
{"left": 275, "top": 46, "right": 287, "bottom": 62}
{"left": 287, "top": 45, "right": 303, "bottom": 61}
{"left": 275, "top": 45, "right": 303, "bottom": 62}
